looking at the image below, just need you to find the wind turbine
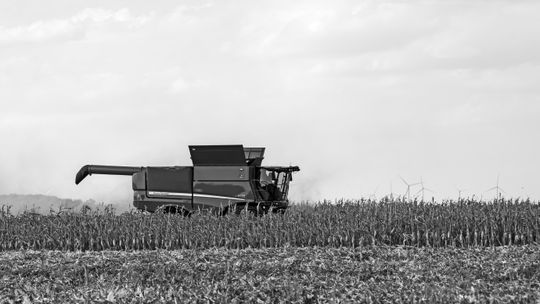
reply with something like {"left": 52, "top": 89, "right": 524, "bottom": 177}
{"left": 455, "top": 185, "right": 468, "bottom": 201}
{"left": 369, "top": 185, "right": 379, "bottom": 201}
{"left": 415, "top": 177, "right": 433, "bottom": 201}
{"left": 382, "top": 181, "right": 395, "bottom": 201}
{"left": 485, "top": 174, "right": 505, "bottom": 200}
{"left": 399, "top": 176, "right": 420, "bottom": 201}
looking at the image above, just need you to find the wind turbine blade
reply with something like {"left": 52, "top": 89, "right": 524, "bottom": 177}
{"left": 399, "top": 176, "right": 408, "bottom": 185}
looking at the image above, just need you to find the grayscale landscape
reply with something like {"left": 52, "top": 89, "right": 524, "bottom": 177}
{"left": 1, "top": 0, "right": 539, "bottom": 302}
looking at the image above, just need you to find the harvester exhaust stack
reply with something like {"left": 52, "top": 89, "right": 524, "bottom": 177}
{"left": 75, "top": 165, "right": 142, "bottom": 185}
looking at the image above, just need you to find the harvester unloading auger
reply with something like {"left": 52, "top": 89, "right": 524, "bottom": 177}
{"left": 75, "top": 145, "right": 300, "bottom": 214}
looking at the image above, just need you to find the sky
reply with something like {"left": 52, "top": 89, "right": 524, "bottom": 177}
{"left": 1, "top": 0, "right": 539, "bottom": 205}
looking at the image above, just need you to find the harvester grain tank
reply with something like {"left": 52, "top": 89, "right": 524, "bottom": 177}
{"left": 75, "top": 145, "right": 300, "bottom": 214}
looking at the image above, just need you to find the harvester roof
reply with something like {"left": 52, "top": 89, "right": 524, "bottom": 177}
{"left": 189, "top": 145, "right": 265, "bottom": 166}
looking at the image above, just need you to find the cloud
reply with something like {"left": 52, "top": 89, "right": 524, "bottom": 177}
{"left": 169, "top": 77, "right": 190, "bottom": 93}
{"left": 233, "top": 1, "right": 540, "bottom": 75}
{"left": 232, "top": 1, "right": 442, "bottom": 60}
{"left": 0, "top": 8, "right": 153, "bottom": 45}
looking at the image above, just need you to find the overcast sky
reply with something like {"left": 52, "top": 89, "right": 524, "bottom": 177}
{"left": 1, "top": 0, "right": 539, "bottom": 204}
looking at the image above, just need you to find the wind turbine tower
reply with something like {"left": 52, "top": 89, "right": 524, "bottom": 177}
{"left": 455, "top": 186, "right": 468, "bottom": 201}
{"left": 415, "top": 177, "right": 433, "bottom": 201}
{"left": 486, "top": 174, "right": 505, "bottom": 200}
{"left": 399, "top": 176, "right": 420, "bottom": 201}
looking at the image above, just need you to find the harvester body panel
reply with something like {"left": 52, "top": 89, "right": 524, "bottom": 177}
{"left": 76, "top": 145, "right": 299, "bottom": 214}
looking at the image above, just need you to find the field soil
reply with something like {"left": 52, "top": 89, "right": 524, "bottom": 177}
{"left": 1, "top": 246, "right": 539, "bottom": 303}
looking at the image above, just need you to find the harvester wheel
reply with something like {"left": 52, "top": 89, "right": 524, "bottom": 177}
{"left": 271, "top": 208, "right": 286, "bottom": 215}
{"left": 159, "top": 205, "right": 191, "bottom": 217}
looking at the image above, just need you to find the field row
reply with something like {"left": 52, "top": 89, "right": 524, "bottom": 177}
{"left": 1, "top": 199, "right": 539, "bottom": 250}
{"left": 1, "top": 246, "right": 539, "bottom": 303}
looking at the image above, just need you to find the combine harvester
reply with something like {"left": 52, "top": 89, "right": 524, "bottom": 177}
{"left": 75, "top": 145, "right": 300, "bottom": 215}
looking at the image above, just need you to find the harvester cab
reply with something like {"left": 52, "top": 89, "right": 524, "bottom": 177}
{"left": 75, "top": 145, "right": 299, "bottom": 214}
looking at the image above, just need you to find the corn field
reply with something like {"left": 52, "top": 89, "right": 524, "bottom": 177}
{"left": 3, "top": 246, "right": 540, "bottom": 303}
{"left": 0, "top": 198, "right": 539, "bottom": 251}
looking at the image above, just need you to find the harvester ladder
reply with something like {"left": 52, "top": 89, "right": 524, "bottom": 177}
{"left": 278, "top": 173, "right": 290, "bottom": 201}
